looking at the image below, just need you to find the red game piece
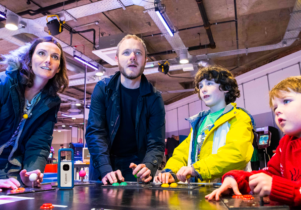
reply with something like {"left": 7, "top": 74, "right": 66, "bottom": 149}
{"left": 18, "top": 187, "right": 25, "bottom": 191}
{"left": 40, "top": 203, "right": 54, "bottom": 209}
{"left": 232, "top": 195, "right": 243, "bottom": 199}
{"left": 243, "top": 196, "right": 254, "bottom": 200}
{"left": 243, "top": 195, "right": 253, "bottom": 198}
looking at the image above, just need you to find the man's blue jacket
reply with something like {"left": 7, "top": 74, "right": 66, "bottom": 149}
{"left": 86, "top": 72, "right": 165, "bottom": 180}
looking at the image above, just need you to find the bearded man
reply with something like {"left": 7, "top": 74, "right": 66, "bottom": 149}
{"left": 86, "top": 34, "right": 165, "bottom": 184}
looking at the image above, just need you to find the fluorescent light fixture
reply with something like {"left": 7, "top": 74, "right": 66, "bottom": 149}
{"left": 75, "top": 102, "right": 81, "bottom": 106}
{"left": 74, "top": 55, "right": 98, "bottom": 70}
{"left": 72, "top": 117, "right": 76, "bottom": 120}
{"left": 0, "top": 11, "right": 6, "bottom": 19}
{"left": 155, "top": 11, "right": 174, "bottom": 37}
{"left": 62, "top": 125, "right": 66, "bottom": 127}
{"left": 145, "top": 62, "right": 154, "bottom": 68}
{"left": 5, "top": 13, "right": 19, "bottom": 31}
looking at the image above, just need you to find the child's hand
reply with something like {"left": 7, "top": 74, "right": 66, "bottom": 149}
{"left": 20, "top": 169, "right": 43, "bottom": 187}
{"left": 205, "top": 176, "right": 241, "bottom": 201}
{"left": 0, "top": 178, "right": 20, "bottom": 191}
{"left": 176, "top": 166, "right": 197, "bottom": 182}
{"left": 249, "top": 173, "right": 272, "bottom": 196}
{"left": 154, "top": 172, "right": 175, "bottom": 184}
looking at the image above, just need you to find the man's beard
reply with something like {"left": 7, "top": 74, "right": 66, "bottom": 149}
{"left": 119, "top": 65, "right": 144, "bottom": 80}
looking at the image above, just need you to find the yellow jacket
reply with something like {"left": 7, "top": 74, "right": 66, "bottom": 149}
{"left": 164, "top": 103, "right": 254, "bottom": 181}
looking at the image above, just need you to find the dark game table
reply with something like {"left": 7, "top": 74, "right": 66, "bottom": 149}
{"left": 0, "top": 182, "right": 290, "bottom": 210}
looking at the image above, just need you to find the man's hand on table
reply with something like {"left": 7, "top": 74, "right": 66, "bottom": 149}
{"left": 129, "top": 163, "right": 152, "bottom": 183}
{"left": 102, "top": 170, "right": 125, "bottom": 185}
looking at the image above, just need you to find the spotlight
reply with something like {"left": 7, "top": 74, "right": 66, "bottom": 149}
{"left": 0, "top": 11, "right": 6, "bottom": 20}
{"left": 46, "top": 15, "right": 65, "bottom": 36}
{"left": 158, "top": 61, "right": 169, "bottom": 74}
{"left": 5, "top": 13, "right": 19, "bottom": 30}
{"left": 74, "top": 55, "right": 98, "bottom": 70}
{"left": 179, "top": 49, "right": 189, "bottom": 64}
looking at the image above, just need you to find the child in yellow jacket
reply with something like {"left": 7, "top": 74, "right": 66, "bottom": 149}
{"left": 155, "top": 66, "right": 255, "bottom": 183}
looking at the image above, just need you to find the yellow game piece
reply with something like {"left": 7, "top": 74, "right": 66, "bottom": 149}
{"left": 170, "top": 183, "right": 178, "bottom": 188}
{"left": 23, "top": 114, "right": 28, "bottom": 119}
{"left": 161, "top": 183, "right": 169, "bottom": 188}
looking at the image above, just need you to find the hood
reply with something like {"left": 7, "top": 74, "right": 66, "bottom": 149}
{"left": 1, "top": 43, "right": 31, "bottom": 72}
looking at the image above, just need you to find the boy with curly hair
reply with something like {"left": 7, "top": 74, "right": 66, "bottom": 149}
{"left": 206, "top": 76, "right": 301, "bottom": 207}
{"left": 155, "top": 66, "right": 255, "bottom": 183}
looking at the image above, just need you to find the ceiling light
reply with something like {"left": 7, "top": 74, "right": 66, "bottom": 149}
{"left": 62, "top": 125, "right": 66, "bottom": 127}
{"left": 69, "top": 125, "right": 72, "bottom": 127}
{"left": 95, "top": 71, "right": 104, "bottom": 76}
{"left": 75, "top": 102, "right": 81, "bottom": 106}
{"left": 198, "top": 61, "right": 208, "bottom": 67}
{"left": 62, "top": 114, "right": 69, "bottom": 117}
{"left": 179, "top": 49, "right": 189, "bottom": 64}
{"left": 74, "top": 55, "right": 98, "bottom": 70}
{"left": 72, "top": 117, "right": 76, "bottom": 120}
{"left": 155, "top": 2, "right": 174, "bottom": 37}
{"left": 5, "top": 13, "right": 19, "bottom": 30}
{"left": 58, "top": 130, "right": 61, "bottom": 132}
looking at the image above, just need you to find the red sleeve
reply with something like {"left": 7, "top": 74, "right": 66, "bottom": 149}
{"left": 221, "top": 140, "right": 284, "bottom": 194}
{"left": 270, "top": 176, "right": 301, "bottom": 206}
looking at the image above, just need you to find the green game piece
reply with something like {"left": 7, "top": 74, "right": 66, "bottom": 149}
{"left": 120, "top": 182, "right": 127, "bottom": 186}
{"left": 112, "top": 183, "right": 120, "bottom": 186}
{"left": 134, "top": 174, "right": 137, "bottom": 178}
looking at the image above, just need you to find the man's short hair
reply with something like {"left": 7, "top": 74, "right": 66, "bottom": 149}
{"left": 269, "top": 76, "right": 301, "bottom": 108}
{"left": 116, "top": 34, "right": 147, "bottom": 58}
{"left": 194, "top": 65, "right": 240, "bottom": 104}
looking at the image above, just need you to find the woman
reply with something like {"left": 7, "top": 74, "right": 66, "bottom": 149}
{"left": 0, "top": 37, "right": 69, "bottom": 191}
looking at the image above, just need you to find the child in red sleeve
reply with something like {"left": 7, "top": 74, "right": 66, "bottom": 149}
{"left": 205, "top": 76, "right": 301, "bottom": 207}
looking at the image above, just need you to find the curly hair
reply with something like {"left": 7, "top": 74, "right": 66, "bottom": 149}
{"left": 1, "top": 37, "right": 69, "bottom": 96}
{"left": 194, "top": 65, "right": 240, "bottom": 104}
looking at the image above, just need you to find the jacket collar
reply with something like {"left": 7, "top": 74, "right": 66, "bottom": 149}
{"left": 186, "top": 103, "right": 236, "bottom": 129}
{"left": 107, "top": 71, "right": 153, "bottom": 96}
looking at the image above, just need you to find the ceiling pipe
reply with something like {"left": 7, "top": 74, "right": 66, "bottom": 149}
{"left": 69, "top": 28, "right": 96, "bottom": 50}
{"left": 195, "top": 0, "right": 216, "bottom": 49}
{"left": 17, "top": 0, "right": 80, "bottom": 16}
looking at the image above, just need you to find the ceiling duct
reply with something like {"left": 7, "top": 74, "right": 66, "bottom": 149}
{"left": 92, "top": 33, "right": 127, "bottom": 65}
